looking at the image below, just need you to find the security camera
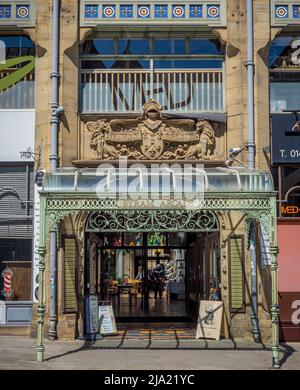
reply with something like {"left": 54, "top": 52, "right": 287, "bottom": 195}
{"left": 229, "top": 148, "right": 243, "bottom": 156}
{"left": 226, "top": 147, "right": 247, "bottom": 168}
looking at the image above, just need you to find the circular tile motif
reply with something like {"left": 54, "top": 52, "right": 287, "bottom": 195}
{"left": 173, "top": 6, "right": 184, "bottom": 18}
{"left": 138, "top": 6, "right": 150, "bottom": 18}
{"left": 17, "top": 6, "right": 29, "bottom": 18}
{"left": 103, "top": 6, "right": 115, "bottom": 18}
{"left": 208, "top": 6, "right": 220, "bottom": 18}
{"left": 276, "top": 6, "right": 288, "bottom": 18}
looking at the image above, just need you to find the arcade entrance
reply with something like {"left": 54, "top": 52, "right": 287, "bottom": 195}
{"left": 85, "top": 231, "right": 221, "bottom": 322}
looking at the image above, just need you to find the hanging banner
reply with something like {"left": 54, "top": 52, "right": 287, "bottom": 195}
{"left": 196, "top": 300, "right": 223, "bottom": 340}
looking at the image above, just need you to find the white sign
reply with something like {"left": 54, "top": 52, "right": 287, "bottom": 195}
{"left": 196, "top": 300, "right": 223, "bottom": 340}
{"left": 99, "top": 303, "right": 117, "bottom": 335}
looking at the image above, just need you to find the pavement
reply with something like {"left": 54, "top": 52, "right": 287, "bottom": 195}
{"left": 0, "top": 336, "right": 299, "bottom": 370}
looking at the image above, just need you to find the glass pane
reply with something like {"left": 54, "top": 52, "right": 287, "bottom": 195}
{"left": 269, "top": 35, "right": 300, "bottom": 69}
{"left": 147, "top": 232, "right": 166, "bottom": 247}
{"left": 154, "top": 59, "right": 223, "bottom": 69}
{"left": 102, "top": 233, "right": 122, "bottom": 247}
{"left": 0, "top": 239, "right": 32, "bottom": 301}
{"left": 118, "top": 39, "right": 150, "bottom": 55}
{"left": 168, "top": 233, "right": 187, "bottom": 246}
{"left": 81, "top": 39, "right": 114, "bottom": 55}
{"left": 190, "top": 39, "right": 223, "bottom": 55}
{"left": 153, "top": 39, "right": 186, "bottom": 55}
{"left": 270, "top": 82, "right": 300, "bottom": 112}
{"left": 0, "top": 35, "right": 35, "bottom": 109}
{"left": 124, "top": 233, "right": 143, "bottom": 247}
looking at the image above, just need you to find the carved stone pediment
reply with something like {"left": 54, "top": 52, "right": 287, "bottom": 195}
{"left": 86, "top": 99, "right": 216, "bottom": 161}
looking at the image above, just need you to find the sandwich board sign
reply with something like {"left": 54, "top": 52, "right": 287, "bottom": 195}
{"left": 196, "top": 300, "right": 223, "bottom": 340}
{"left": 99, "top": 301, "right": 117, "bottom": 335}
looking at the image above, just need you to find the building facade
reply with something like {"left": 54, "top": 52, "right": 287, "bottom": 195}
{"left": 0, "top": 0, "right": 299, "bottom": 358}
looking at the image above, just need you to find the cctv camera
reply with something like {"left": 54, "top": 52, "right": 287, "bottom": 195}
{"left": 229, "top": 148, "right": 242, "bottom": 154}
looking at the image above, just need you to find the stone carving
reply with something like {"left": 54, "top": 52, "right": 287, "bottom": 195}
{"left": 87, "top": 99, "right": 216, "bottom": 160}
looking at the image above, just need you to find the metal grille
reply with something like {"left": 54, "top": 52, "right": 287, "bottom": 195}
{"left": 0, "top": 165, "right": 34, "bottom": 238}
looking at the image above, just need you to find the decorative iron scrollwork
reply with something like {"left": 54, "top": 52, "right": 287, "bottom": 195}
{"left": 86, "top": 209, "right": 219, "bottom": 232}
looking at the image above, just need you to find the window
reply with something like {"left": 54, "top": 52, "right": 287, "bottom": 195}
{"left": 0, "top": 35, "right": 35, "bottom": 109}
{"left": 269, "top": 34, "right": 300, "bottom": 113}
{"left": 80, "top": 35, "right": 225, "bottom": 113}
{"left": 0, "top": 239, "right": 32, "bottom": 301}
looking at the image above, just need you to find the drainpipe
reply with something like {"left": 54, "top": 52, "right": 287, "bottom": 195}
{"left": 246, "top": 0, "right": 255, "bottom": 170}
{"left": 49, "top": 0, "right": 63, "bottom": 341}
{"left": 246, "top": 0, "right": 260, "bottom": 343}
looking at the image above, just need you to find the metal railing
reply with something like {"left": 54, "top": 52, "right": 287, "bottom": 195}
{"left": 80, "top": 68, "right": 225, "bottom": 113}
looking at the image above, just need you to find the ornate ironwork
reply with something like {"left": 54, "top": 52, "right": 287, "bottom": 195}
{"left": 86, "top": 209, "right": 219, "bottom": 232}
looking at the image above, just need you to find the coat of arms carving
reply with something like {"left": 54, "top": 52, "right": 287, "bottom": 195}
{"left": 87, "top": 99, "right": 216, "bottom": 160}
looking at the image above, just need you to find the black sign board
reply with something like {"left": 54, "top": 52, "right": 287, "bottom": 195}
{"left": 271, "top": 113, "right": 300, "bottom": 164}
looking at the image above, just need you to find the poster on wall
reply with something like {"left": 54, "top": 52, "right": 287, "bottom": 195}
{"left": 196, "top": 300, "right": 223, "bottom": 340}
{"left": 99, "top": 301, "right": 117, "bottom": 336}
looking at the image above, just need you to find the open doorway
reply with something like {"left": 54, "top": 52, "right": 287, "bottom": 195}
{"left": 84, "top": 231, "right": 221, "bottom": 324}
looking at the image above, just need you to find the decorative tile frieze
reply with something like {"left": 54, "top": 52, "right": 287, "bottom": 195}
{"left": 271, "top": 1, "right": 300, "bottom": 26}
{"left": 80, "top": 1, "right": 226, "bottom": 26}
{"left": 0, "top": 1, "right": 34, "bottom": 27}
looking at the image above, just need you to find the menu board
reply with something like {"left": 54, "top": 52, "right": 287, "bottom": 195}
{"left": 99, "top": 302, "right": 117, "bottom": 335}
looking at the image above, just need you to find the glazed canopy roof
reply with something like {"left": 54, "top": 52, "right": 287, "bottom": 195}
{"left": 41, "top": 167, "right": 274, "bottom": 194}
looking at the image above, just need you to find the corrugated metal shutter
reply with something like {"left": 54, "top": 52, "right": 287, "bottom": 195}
{"left": 229, "top": 236, "right": 245, "bottom": 312}
{"left": 0, "top": 165, "right": 33, "bottom": 239}
{"left": 64, "top": 237, "right": 77, "bottom": 312}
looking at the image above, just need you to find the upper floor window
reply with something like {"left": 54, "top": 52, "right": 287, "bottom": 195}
{"left": 0, "top": 35, "right": 35, "bottom": 109}
{"left": 269, "top": 34, "right": 300, "bottom": 113}
{"left": 80, "top": 35, "right": 225, "bottom": 114}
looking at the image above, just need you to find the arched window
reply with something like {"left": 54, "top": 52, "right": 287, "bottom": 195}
{"left": 0, "top": 35, "right": 35, "bottom": 109}
{"left": 80, "top": 34, "right": 225, "bottom": 114}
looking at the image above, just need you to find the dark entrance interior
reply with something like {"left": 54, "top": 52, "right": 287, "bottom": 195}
{"left": 85, "top": 231, "right": 221, "bottom": 323}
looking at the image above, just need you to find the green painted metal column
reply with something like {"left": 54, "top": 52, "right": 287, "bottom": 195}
{"left": 36, "top": 195, "right": 47, "bottom": 362}
{"left": 270, "top": 244, "right": 280, "bottom": 369}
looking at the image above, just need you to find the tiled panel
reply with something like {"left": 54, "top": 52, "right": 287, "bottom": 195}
{"left": 272, "top": 1, "right": 300, "bottom": 26}
{"left": 80, "top": 1, "right": 227, "bottom": 26}
{"left": 0, "top": 1, "right": 34, "bottom": 26}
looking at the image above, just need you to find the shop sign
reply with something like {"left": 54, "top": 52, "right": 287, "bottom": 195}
{"left": 1, "top": 269, "right": 14, "bottom": 298}
{"left": 196, "top": 300, "right": 223, "bottom": 340}
{"left": 281, "top": 205, "right": 300, "bottom": 216}
{"left": 271, "top": 114, "right": 300, "bottom": 164}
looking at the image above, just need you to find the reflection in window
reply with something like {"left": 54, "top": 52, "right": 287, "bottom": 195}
{"left": 118, "top": 39, "right": 150, "bottom": 55}
{"left": 147, "top": 232, "right": 166, "bottom": 247}
{"left": 0, "top": 35, "right": 35, "bottom": 109}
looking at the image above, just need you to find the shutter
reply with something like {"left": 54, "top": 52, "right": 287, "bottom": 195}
{"left": 64, "top": 237, "right": 77, "bottom": 312}
{"left": 0, "top": 165, "right": 33, "bottom": 238}
{"left": 229, "top": 236, "right": 245, "bottom": 312}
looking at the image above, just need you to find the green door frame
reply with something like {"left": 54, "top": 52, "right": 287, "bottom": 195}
{"left": 36, "top": 192, "right": 280, "bottom": 368}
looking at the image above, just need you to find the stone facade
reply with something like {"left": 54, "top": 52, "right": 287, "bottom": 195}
{"left": 1, "top": 1, "right": 289, "bottom": 342}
